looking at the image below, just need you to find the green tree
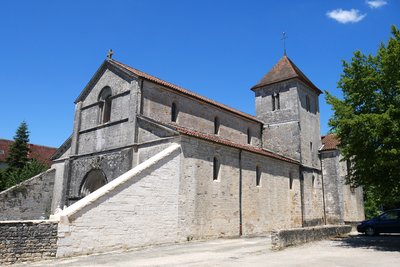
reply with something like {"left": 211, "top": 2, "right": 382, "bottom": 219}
{"left": 6, "top": 121, "right": 30, "bottom": 170}
{"left": 0, "top": 122, "right": 47, "bottom": 191}
{"left": 326, "top": 25, "right": 400, "bottom": 210}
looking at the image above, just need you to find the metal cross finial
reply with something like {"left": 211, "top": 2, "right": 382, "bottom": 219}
{"left": 107, "top": 49, "right": 114, "bottom": 60}
{"left": 281, "top": 32, "right": 288, "bottom": 56}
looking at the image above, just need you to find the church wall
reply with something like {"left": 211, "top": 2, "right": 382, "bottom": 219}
{"left": 142, "top": 81, "right": 261, "bottom": 146}
{"left": 81, "top": 68, "right": 133, "bottom": 106}
{"left": 241, "top": 151, "right": 302, "bottom": 235}
{"left": 50, "top": 161, "right": 66, "bottom": 213}
{"left": 77, "top": 122, "right": 132, "bottom": 154}
{"left": 254, "top": 80, "right": 300, "bottom": 125}
{"left": 320, "top": 150, "right": 343, "bottom": 224}
{"left": 338, "top": 154, "right": 365, "bottom": 222}
{"left": 301, "top": 170, "right": 325, "bottom": 226}
{"left": 297, "top": 82, "right": 321, "bottom": 169}
{"left": 178, "top": 136, "right": 302, "bottom": 240}
{"left": 67, "top": 148, "right": 133, "bottom": 203}
{"left": 179, "top": 137, "right": 240, "bottom": 239}
{"left": 263, "top": 122, "right": 301, "bottom": 161}
{"left": 75, "top": 68, "right": 137, "bottom": 155}
{"left": 254, "top": 81, "right": 301, "bottom": 161}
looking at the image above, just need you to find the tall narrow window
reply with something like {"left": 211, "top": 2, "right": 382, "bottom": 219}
{"left": 213, "top": 157, "right": 220, "bottom": 181}
{"left": 276, "top": 93, "right": 280, "bottom": 110}
{"left": 98, "top": 87, "right": 112, "bottom": 124}
{"left": 272, "top": 92, "right": 280, "bottom": 111}
{"left": 171, "top": 102, "right": 177, "bottom": 122}
{"left": 214, "top": 117, "right": 220, "bottom": 134}
{"left": 247, "top": 128, "right": 251, "bottom": 144}
{"left": 306, "top": 95, "right": 311, "bottom": 112}
{"left": 272, "top": 94, "right": 276, "bottom": 111}
{"left": 256, "top": 166, "right": 261, "bottom": 186}
{"left": 312, "top": 175, "right": 315, "bottom": 187}
{"left": 289, "top": 172, "right": 293, "bottom": 190}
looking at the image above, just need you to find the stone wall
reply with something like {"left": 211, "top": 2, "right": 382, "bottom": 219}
{"left": 241, "top": 151, "right": 302, "bottom": 234}
{"left": 75, "top": 67, "right": 137, "bottom": 155}
{"left": 338, "top": 154, "right": 365, "bottom": 222}
{"left": 54, "top": 144, "right": 182, "bottom": 257}
{"left": 297, "top": 82, "right": 321, "bottom": 169}
{"left": 179, "top": 136, "right": 302, "bottom": 239}
{"left": 0, "top": 220, "right": 58, "bottom": 265}
{"left": 142, "top": 81, "right": 262, "bottom": 147}
{"left": 67, "top": 148, "right": 133, "bottom": 203}
{"left": 271, "top": 225, "right": 352, "bottom": 250}
{"left": 0, "top": 169, "right": 55, "bottom": 220}
{"left": 301, "top": 170, "right": 325, "bottom": 227}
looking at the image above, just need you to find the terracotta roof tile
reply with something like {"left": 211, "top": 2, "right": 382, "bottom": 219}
{"left": 169, "top": 123, "right": 299, "bottom": 165}
{"left": 109, "top": 60, "right": 262, "bottom": 123}
{"left": 0, "top": 139, "right": 57, "bottom": 167}
{"left": 251, "top": 56, "right": 322, "bottom": 95}
{"left": 321, "top": 134, "right": 340, "bottom": 151}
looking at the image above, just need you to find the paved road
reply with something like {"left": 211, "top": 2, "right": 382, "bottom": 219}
{"left": 16, "top": 233, "right": 400, "bottom": 267}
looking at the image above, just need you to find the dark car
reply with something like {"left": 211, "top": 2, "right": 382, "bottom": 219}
{"left": 357, "top": 209, "right": 400, "bottom": 236}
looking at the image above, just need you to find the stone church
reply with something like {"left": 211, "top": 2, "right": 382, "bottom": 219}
{"left": 0, "top": 54, "right": 364, "bottom": 257}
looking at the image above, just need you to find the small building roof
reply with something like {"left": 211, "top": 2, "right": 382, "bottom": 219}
{"left": 320, "top": 134, "right": 340, "bottom": 151}
{"left": 0, "top": 139, "right": 57, "bottom": 167}
{"left": 251, "top": 55, "right": 322, "bottom": 95}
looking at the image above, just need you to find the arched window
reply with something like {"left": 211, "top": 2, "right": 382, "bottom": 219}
{"left": 214, "top": 117, "right": 220, "bottom": 134}
{"left": 247, "top": 128, "right": 251, "bottom": 145}
{"left": 171, "top": 102, "right": 177, "bottom": 122}
{"left": 256, "top": 166, "right": 261, "bottom": 186}
{"left": 98, "top": 87, "right": 112, "bottom": 124}
{"left": 213, "top": 157, "right": 220, "bottom": 181}
{"left": 306, "top": 95, "right": 311, "bottom": 112}
{"left": 79, "top": 169, "right": 108, "bottom": 198}
{"left": 272, "top": 92, "right": 280, "bottom": 111}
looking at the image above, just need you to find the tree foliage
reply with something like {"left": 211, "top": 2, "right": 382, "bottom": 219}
{"left": 326, "top": 25, "right": 400, "bottom": 208}
{"left": 0, "top": 122, "right": 47, "bottom": 191}
{"left": 6, "top": 121, "right": 30, "bottom": 170}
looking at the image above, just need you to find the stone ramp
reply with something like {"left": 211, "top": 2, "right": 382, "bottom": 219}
{"left": 51, "top": 143, "right": 182, "bottom": 257}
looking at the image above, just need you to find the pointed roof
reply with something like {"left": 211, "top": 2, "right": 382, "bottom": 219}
{"left": 251, "top": 55, "right": 322, "bottom": 94}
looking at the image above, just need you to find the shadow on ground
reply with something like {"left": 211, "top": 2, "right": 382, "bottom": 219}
{"left": 333, "top": 234, "right": 400, "bottom": 252}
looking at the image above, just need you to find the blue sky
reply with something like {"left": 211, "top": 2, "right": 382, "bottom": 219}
{"left": 0, "top": 0, "right": 399, "bottom": 148}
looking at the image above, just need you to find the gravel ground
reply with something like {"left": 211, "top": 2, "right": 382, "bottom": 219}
{"left": 14, "top": 233, "right": 400, "bottom": 267}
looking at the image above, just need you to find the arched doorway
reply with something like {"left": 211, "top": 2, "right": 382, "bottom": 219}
{"left": 79, "top": 169, "right": 108, "bottom": 197}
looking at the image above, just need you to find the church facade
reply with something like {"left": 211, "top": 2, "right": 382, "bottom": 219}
{"left": 0, "top": 55, "right": 364, "bottom": 256}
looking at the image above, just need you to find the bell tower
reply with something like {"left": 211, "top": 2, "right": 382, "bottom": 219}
{"left": 251, "top": 55, "right": 322, "bottom": 168}
{"left": 251, "top": 55, "right": 324, "bottom": 226}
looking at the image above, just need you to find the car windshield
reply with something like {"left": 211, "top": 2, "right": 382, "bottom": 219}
{"left": 379, "top": 211, "right": 399, "bottom": 220}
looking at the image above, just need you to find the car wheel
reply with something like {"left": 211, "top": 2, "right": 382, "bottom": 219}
{"left": 365, "top": 227, "right": 376, "bottom": 236}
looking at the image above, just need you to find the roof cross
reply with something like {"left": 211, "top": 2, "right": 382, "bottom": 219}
{"left": 107, "top": 49, "right": 114, "bottom": 60}
{"left": 281, "top": 32, "right": 288, "bottom": 56}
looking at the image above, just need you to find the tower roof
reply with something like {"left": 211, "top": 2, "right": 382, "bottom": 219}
{"left": 251, "top": 55, "right": 322, "bottom": 94}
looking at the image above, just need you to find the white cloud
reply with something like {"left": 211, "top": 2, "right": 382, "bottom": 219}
{"left": 326, "top": 9, "right": 367, "bottom": 24}
{"left": 366, "top": 0, "right": 387, "bottom": 8}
